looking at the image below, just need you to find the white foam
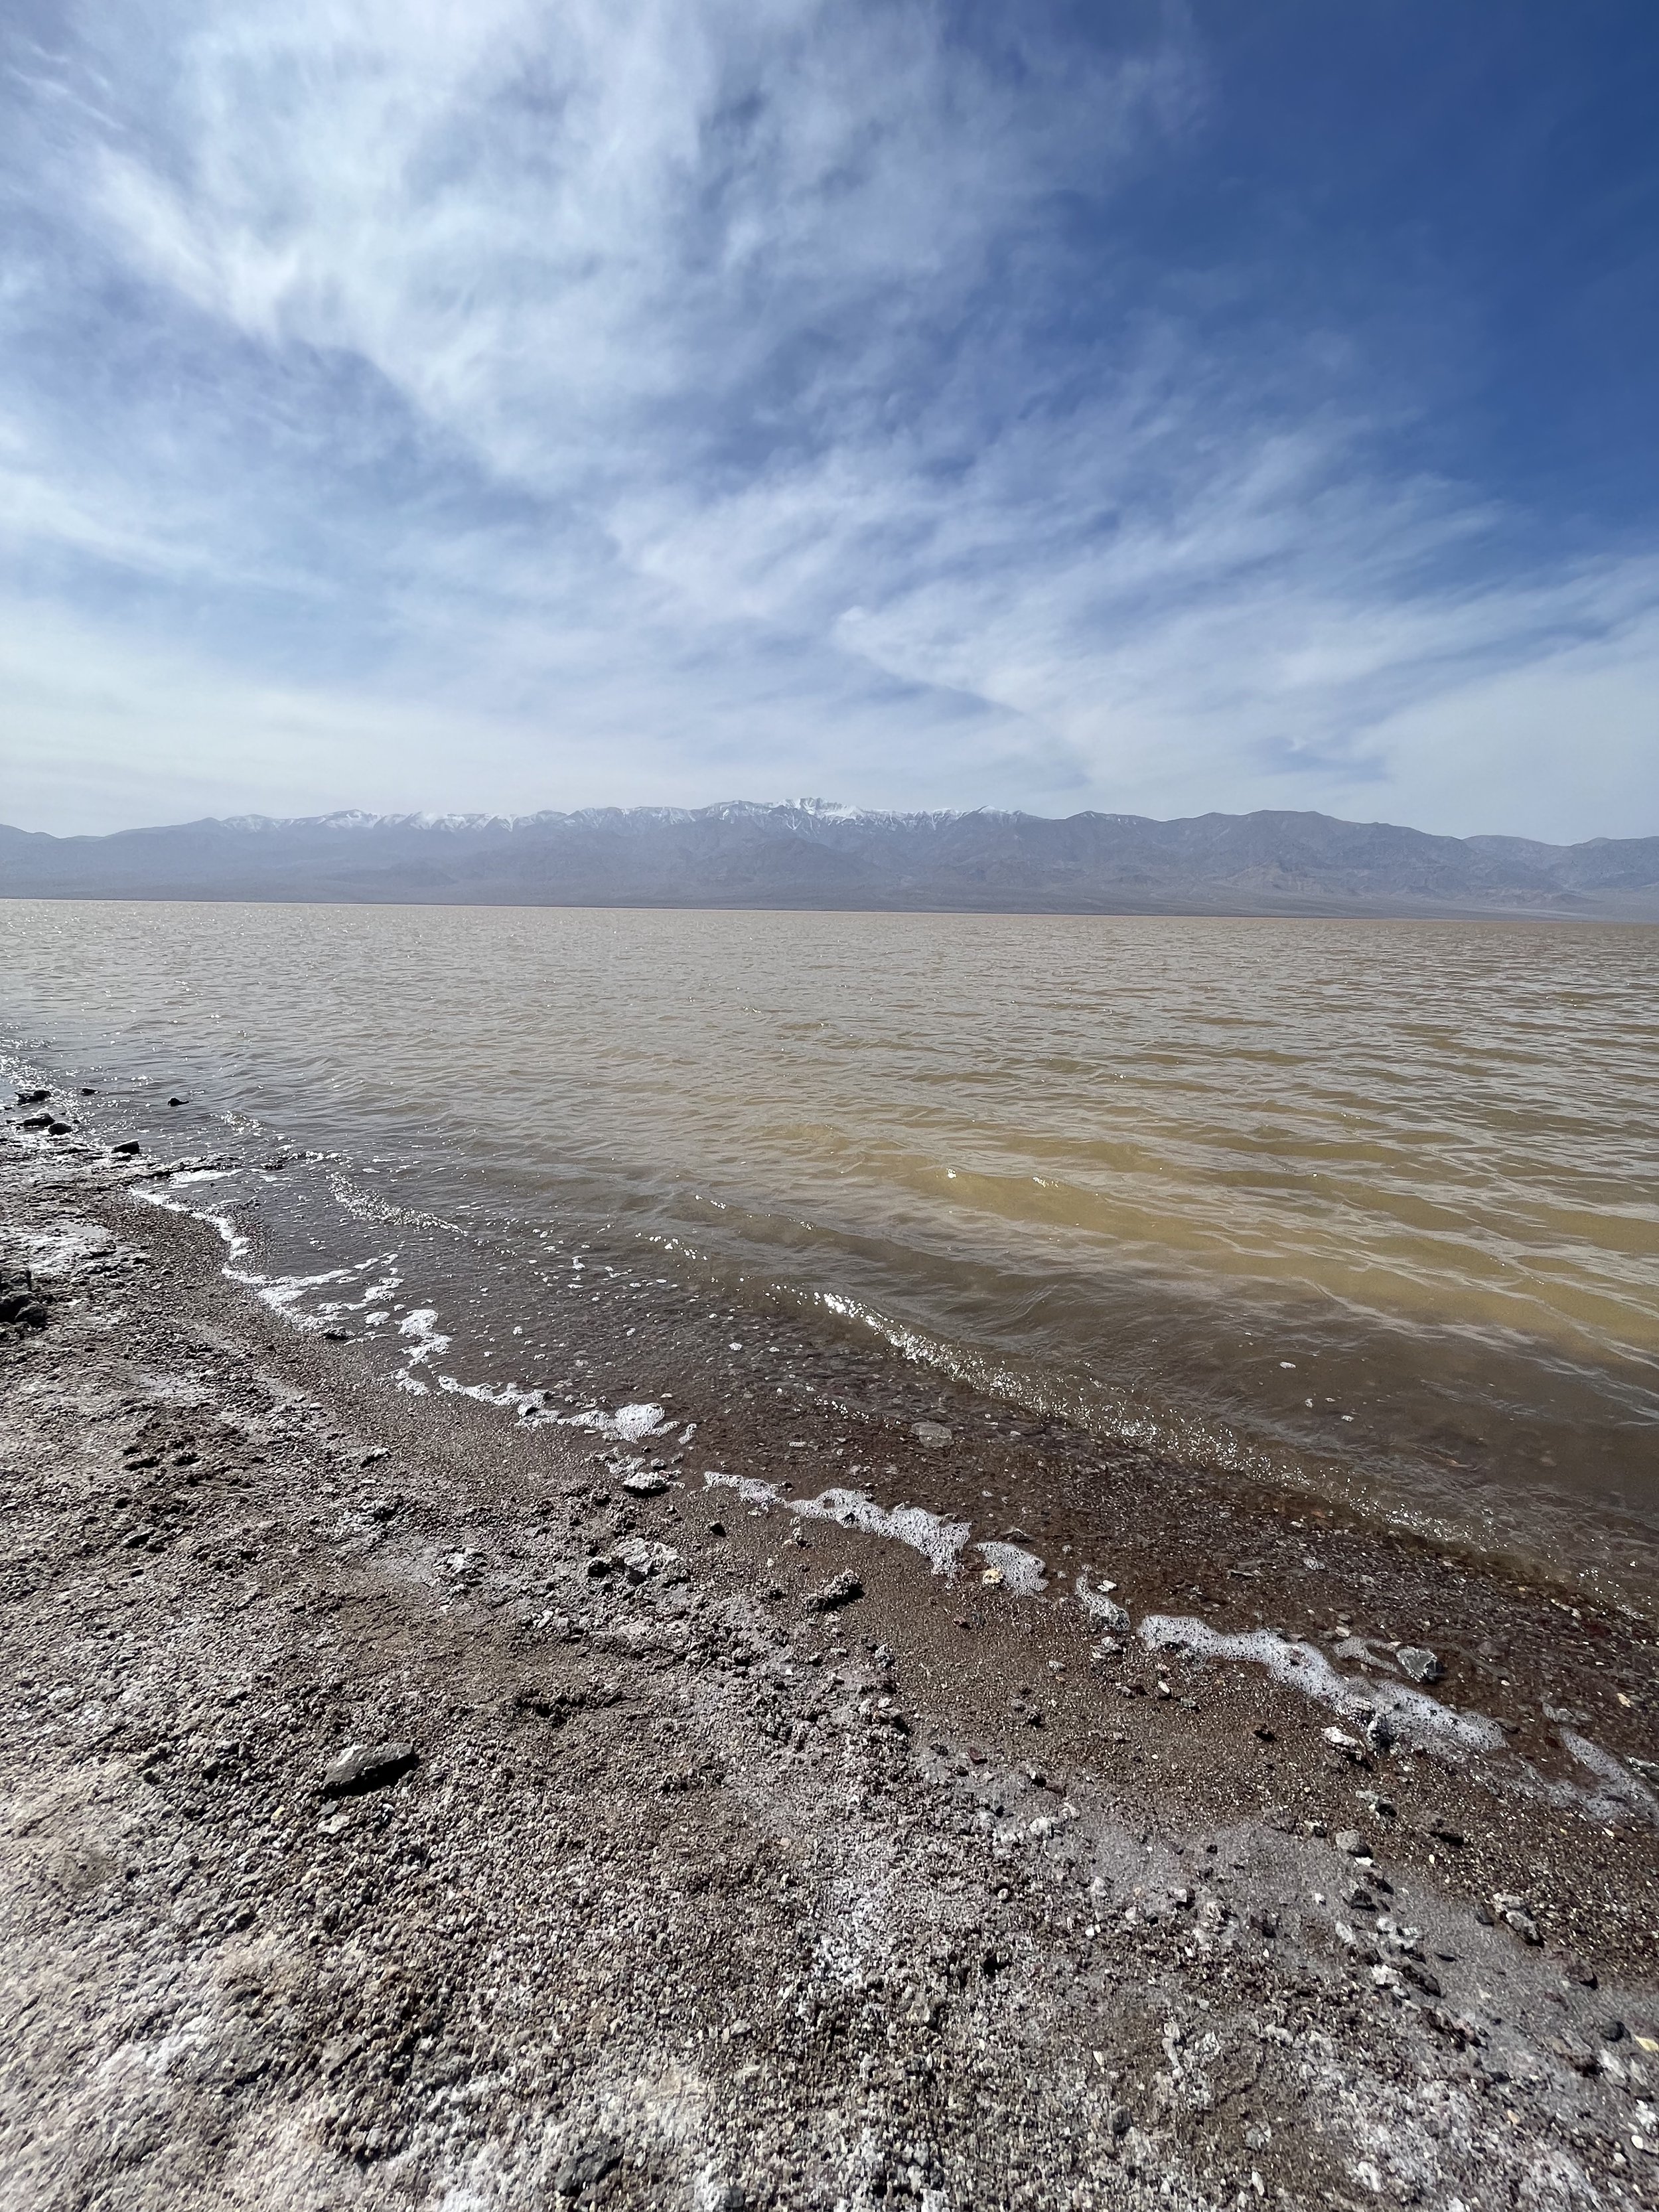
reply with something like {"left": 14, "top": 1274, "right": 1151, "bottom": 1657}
{"left": 135, "top": 1175, "right": 402, "bottom": 1334}
{"left": 703, "top": 1473, "right": 971, "bottom": 1577}
{"left": 397, "top": 1307, "right": 450, "bottom": 1367}
{"left": 1077, "top": 1573, "right": 1129, "bottom": 1630}
{"left": 977, "top": 1542, "right": 1048, "bottom": 1596}
{"left": 1137, "top": 1615, "right": 1506, "bottom": 1754}
{"left": 135, "top": 1177, "right": 382, "bottom": 1329}
{"left": 1540, "top": 1732, "right": 1659, "bottom": 1828}
{"left": 559, "top": 1401, "right": 674, "bottom": 1444}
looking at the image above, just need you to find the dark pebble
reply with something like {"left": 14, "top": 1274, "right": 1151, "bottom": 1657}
{"left": 555, "top": 2140, "right": 620, "bottom": 2197}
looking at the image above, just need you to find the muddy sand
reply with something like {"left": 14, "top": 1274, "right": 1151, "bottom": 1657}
{"left": 2, "top": 1130, "right": 1658, "bottom": 2210}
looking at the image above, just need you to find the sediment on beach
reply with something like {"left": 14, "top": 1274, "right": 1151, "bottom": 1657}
{"left": 3, "top": 1132, "right": 1658, "bottom": 2211}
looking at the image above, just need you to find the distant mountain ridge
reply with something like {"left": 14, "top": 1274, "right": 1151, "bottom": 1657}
{"left": 3, "top": 802, "right": 1657, "bottom": 918}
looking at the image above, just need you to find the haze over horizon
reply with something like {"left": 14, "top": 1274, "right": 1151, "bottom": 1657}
{"left": 3, "top": 2, "right": 1656, "bottom": 843}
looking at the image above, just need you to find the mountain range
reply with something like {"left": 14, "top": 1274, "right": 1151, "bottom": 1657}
{"left": 3, "top": 803, "right": 1657, "bottom": 919}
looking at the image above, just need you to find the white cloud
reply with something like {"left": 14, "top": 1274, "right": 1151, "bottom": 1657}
{"left": 0, "top": 0, "right": 1654, "bottom": 840}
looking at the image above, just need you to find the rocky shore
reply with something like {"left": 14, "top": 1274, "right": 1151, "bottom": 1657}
{"left": 3, "top": 1124, "right": 1658, "bottom": 2211}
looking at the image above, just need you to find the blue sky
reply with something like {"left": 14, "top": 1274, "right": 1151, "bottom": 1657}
{"left": 2, "top": 0, "right": 1656, "bottom": 839}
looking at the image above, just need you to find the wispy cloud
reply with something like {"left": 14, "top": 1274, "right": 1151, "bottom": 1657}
{"left": 1, "top": 0, "right": 1654, "bottom": 838}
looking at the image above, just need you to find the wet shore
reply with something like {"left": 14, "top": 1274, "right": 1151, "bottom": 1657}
{"left": 3, "top": 1122, "right": 1658, "bottom": 2209}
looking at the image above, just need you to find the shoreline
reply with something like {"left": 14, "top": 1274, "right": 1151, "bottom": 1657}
{"left": 5, "top": 907, "right": 1655, "bottom": 1617}
{"left": 3, "top": 1133, "right": 1658, "bottom": 2208}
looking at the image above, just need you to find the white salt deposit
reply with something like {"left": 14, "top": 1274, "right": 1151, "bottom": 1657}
{"left": 22, "top": 1222, "right": 119, "bottom": 1276}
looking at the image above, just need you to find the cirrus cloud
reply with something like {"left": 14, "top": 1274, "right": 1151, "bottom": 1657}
{"left": 1, "top": 0, "right": 1654, "bottom": 838}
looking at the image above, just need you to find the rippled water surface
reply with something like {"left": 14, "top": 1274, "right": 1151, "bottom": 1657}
{"left": 5, "top": 901, "right": 1656, "bottom": 1586}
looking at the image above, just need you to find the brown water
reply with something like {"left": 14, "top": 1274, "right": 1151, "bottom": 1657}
{"left": 4, "top": 901, "right": 1656, "bottom": 1591}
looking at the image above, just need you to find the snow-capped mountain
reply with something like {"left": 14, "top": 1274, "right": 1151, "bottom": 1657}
{"left": 1, "top": 802, "right": 1655, "bottom": 917}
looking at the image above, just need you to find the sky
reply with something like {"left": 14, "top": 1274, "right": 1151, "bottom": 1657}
{"left": 2, "top": 1, "right": 1656, "bottom": 841}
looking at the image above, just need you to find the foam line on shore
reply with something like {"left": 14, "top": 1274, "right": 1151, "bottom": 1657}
{"left": 1534, "top": 1731, "right": 1659, "bottom": 1828}
{"left": 1137, "top": 1615, "right": 1506, "bottom": 1754}
{"left": 704, "top": 1471, "right": 972, "bottom": 1577}
{"left": 135, "top": 1173, "right": 405, "bottom": 1333}
{"left": 975, "top": 1542, "right": 1047, "bottom": 1595}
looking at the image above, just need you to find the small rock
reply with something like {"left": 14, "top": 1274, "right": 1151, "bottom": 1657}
{"left": 1601, "top": 2019, "right": 1626, "bottom": 2043}
{"left": 112, "top": 1141, "right": 141, "bottom": 1157}
{"left": 1322, "top": 1726, "right": 1364, "bottom": 1759}
{"left": 1335, "top": 1828, "right": 1368, "bottom": 1856}
{"left": 621, "top": 1471, "right": 671, "bottom": 1495}
{"left": 1428, "top": 1818, "right": 1465, "bottom": 1846}
{"left": 555, "top": 2140, "right": 620, "bottom": 2197}
{"left": 912, "top": 1421, "right": 953, "bottom": 1449}
{"left": 1396, "top": 1645, "right": 1443, "bottom": 1684}
{"left": 616, "top": 1536, "right": 679, "bottom": 1582}
{"left": 321, "top": 1741, "right": 419, "bottom": 1797}
{"left": 1492, "top": 1891, "right": 1542, "bottom": 1944}
{"left": 807, "top": 1570, "right": 863, "bottom": 1612}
